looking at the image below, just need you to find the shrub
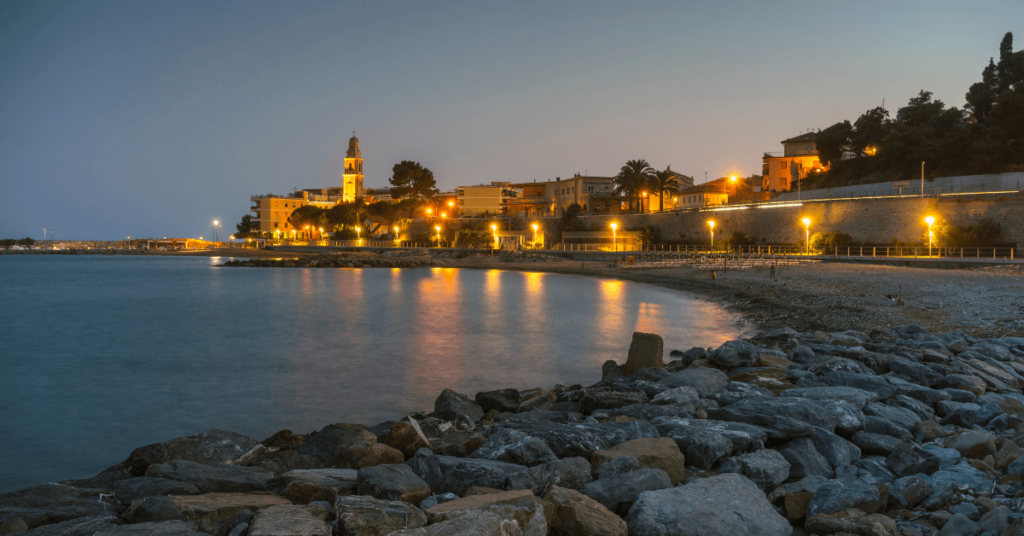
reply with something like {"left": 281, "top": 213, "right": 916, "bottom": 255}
{"left": 934, "top": 219, "right": 1002, "bottom": 248}
{"left": 810, "top": 231, "right": 855, "bottom": 249}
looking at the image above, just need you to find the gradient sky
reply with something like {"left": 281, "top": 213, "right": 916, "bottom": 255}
{"left": 0, "top": 1, "right": 1018, "bottom": 240}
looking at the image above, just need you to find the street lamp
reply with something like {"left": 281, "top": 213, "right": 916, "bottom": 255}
{"left": 707, "top": 221, "right": 714, "bottom": 250}
{"left": 610, "top": 222, "right": 618, "bottom": 252}
{"left": 393, "top": 226, "right": 400, "bottom": 244}
{"left": 531, "top": 223, "right": 539, "bottom": 249}
{"left": 441, "top": 212, "right": 447, "bottom": 219}
{"left": 212, "top": 220, "right": 219, "bottom": 242}
{"left": 355, "top": 226, "right": 361, "bottom": 242}
{"left": 641, "top": 191, "right": 648, "bottom": 213}
{"left": 434, "top": 226, "right": 441, "bottom": 247}
{"left": 925, "top": 216, "right": 935, "bottom": 255}
{"left": 802, "top": 218, "right": 811, "bottom": 255}
{"left": 491, "top": 224, "right": 498, "bottom": 249}
{"left": 426, "top": 208, "right": 432, "bottom": 217}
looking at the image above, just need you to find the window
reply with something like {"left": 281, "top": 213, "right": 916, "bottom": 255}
{"left": 779, "top": 161, "right": 788, "bottom": 170}
{"left": 274, "top": 223, "right": 278, "bottom": 228}
{"left": 587, "top": 185, "right": 594, "bottom": 192}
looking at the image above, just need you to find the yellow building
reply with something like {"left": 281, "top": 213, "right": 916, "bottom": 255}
{"left": 456, "top": 182, "right": 522, "bottom": 216}
{"left": 762, "top": 133, "right": 827, "bottom": 193}
{"left": 249, "top": 193, "right": 308, "bottom": 235}
{"left": 676, "top": 184, "right": 728, "bottom": 209}
{"left": 342, "top": 135, "right": 365, "bottom": 202}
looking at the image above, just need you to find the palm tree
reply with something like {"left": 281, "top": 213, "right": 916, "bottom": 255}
{"left": 613, "top": 160, "right": 655, "bottom": 212}
{"left": 651, "top": 170, "right": 681, "bottom": 212}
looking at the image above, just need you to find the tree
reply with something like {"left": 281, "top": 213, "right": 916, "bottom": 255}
{"left": 650, "top": 170, "right": 681, "bottom": 212}
{"left": 613, "top": 159, "right": 655, "bottom": 212}
{"left": 389, "top": 161, "right": 437, "bottom": 199}
{"left": 235, "top": 215, "right": 252, "bottom": 235}
{"left": 286, "top": 205, "right": 326, "bottom": 238}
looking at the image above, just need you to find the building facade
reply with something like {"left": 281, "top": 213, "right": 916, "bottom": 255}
{"left": 249, "top": 193, "right": 308, "bottom": 234}
{"left": 506, "top": 182, "right": 550, "bottom": 217}
{"left": 762, "top": 133, "right": 828, "bottom": 193}
{"left": 342, "top": 135, "right": 365, "bottom": 202}
{"left": 546, "top": 175, "right": 615, "bottom": 215}
{"left": 457, "top": 182, "right": 522, "bottom": 216}
{"left": 676, "top": 184, "right": 728, "bottom": 209}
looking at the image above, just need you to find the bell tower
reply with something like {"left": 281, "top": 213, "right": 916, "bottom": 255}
{"left": 342, "top": 133, "right": 364, "bottom": 202}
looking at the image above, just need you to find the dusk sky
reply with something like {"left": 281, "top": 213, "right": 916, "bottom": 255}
{"left": 0, "top": 1, "right": 1018, "bottom": 240}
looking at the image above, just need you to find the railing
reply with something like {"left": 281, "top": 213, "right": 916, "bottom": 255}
{"left": 629, "top": 244, "right": 1017, "bottom": 259}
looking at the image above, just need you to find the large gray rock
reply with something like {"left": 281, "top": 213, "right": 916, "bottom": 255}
{"left": 0, "top": 483, "right": 125, "bottom": 529}
{"left": 624, "top": 332, "right": 664, "bottom": 375}
{"left": 650, "top": 386, "right": 699, "bottom": 406}
{"left": 335, "top": 495, "right": 427, "bottom": 536}
{"left": 625, "top": 473, "right": 791, "bottom": 536}
{"left": 265, "top": 468, "right": 359, "bottom": 505}
{"left": 717, "top": 449, "right": 791, "bottom": 491}
{"left": 579, "top": 468, "right": 671, "bottom": 516}
{"left": 651, "top": 417, "right": 766, "bottom": 469}
{"left": 936, "top": 513, "right": 981, "bottom": 536}
{"left": 505, "top": 457, "right": 592, "bottom": 495}
{"left": 863, "top": 403, "right": 920, "bottom": 431}
{"left": 249, "top": 504, "right": 331, "bottom": 536}
{"left": 121, "top": 496, "right": 183, "bottom": 523}
{"left": 117, "top": 430, "right": 260, "bottom": 477}
{"left": 863, "top": 416, "right": 912, "bottom": 439}
{"left": 725, "top": 397, "right": 838, "bottom": 431}
{"left": 144, "top": 460, "right": 272, "bottom": 493}
{"left": 469, "top": 428, "right": 556, "bottom": 467}
{"left": 708, "top": 340, "right": 759, "bottom": 369}
{"left": 434, "top": 389, "right": 485, "bottom": 424}
{"left": 850, "top": 432, "right": 901, "bottom": 456}
{"left": 491, "top": 419, "right": 658, "bottom": 459}
{"left": 657, "top": 368, "right": 729, "bottom": 396}
{"left": 885, "top": 440, "right": 941, "bottom": 477}
{"left": 811, "top": 427, "right": 861, "bottom": 468}
{"left": 819, "top": 372, "right": 898, "bottom": 398}
{"left": 889, "top": 359, "right": 943, "bottom": 387}
{"left": 437, "top": 459, "right": 527, "bottom": 496}
{"left": 593, "top": 456, "right": 641, "bottom": 480}
{"left": 806, "top": 479, "right": 881, "bottom": 516}
{"left": 93, "top": 521, "right": 205, "bottom": 536}
{"left": 780, "top": 438, "right": 833, "bottom": 479}
{"left": 406, "top": 448, "right": 444, "bottom": 493}
{"left": 929, "top": 463, "right": 994, "bottom": 495}
{"left": 706, "top": 406, "right": 814, "bottom": 440}
{"left": 706, "top": 382, "right": 772, "bottom": 407}
{"left": 780, "top": 386, "right": 879, "bottom": 409}
{"left": 296, "top": 424, "right": 376, "bottom": 467}
{"left": 386, "top": 510, "right": 522, "bottom": 536}
{"left": 889, "top": 475, "right": 930, "bottom": 509}
{"left": 19, "top": 516, "right": 122, "bottom": 536}
{"left": 475, "top": 389, "right": 521, "bottom": 414}
{"left": 357, "top": 464, "right": 431, "bottom": 505}
{"left": 578, "top": 391, "right": 650, "bottom": 414}
{"left": 112, "top": 477, "right": 200, "bottom": 505}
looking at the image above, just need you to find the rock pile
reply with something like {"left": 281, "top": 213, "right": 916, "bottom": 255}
{"left": 496, "top": 252, "right": 561, "bottom": 263}
{"left": 4, "top": 326, "right": 1024, "bottom": 535}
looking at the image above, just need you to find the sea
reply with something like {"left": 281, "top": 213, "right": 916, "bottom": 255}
{"left": 0, "top": 255, "right": 739, "bottom": 492}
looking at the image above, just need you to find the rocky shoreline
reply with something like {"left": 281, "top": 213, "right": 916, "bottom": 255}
{"left": 3, "top": 325, "right": 1024, "bottom": 535}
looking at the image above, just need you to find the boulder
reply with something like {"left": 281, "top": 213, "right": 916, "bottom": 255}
{"left": 384, "top": 511, "right": 518, "bottom": 536}
{"left": 518, "top": 389, "right": 557, "bottom": 414}
{"left": 706, "top": 382, "right": 772, "bottom": 407}
{"left": 657, "top": 368, "right": 729, "bottom": 397}
{"left": 935, "top": 513, "right": 981, "bottom": 536}
{"left": 335, "top": 495, "right": 427, "bottom": 536}
{"left": 469, "top": 428, "right": 557, "bottom": 467}
{"left": 406, "top": 448, "right": 445, "bottom": 492}
{"left": 248, "top": 504, "right": 331, "bottom": 536}
{"left": 261, "top": 430, "right": 313, "bottom": 450}
{"left": 780, "top": 386, "right": 879, "bottom": 409}
{"left": 939, "top": 374, "right": 986, "bottom": 396}
{"left": 889, "top": 475, "right": 930, "bottom": 509}
{"left": 707, "top": 340, "right": 760, "bottom": 370}
{"left": 427, "top": 431, "right": 485, "bottom": 457}
{"left": 357, "top": 464, "right": 431, "bottom": 505}
{"left": 578, "top": 469, "right": 671, "bottom": 516}
{"left": 863, "top": 403, "right": 919, "bottom": 431}
{"left": 385, "top": 418, "right": 431, "bottom": 459}
{"left": 806, "top": 480, "right": 881, "bottom": 516}
{"left": 543, "top": 486, "right": 626, "bottom": 536}
{"left": 252, "top": 451, "right": 324, "bottom": 476}
{"left": 265, "top": 468, "right": 358, "bottom": 505}
{"left": 93, "top": 521, "right": 205, "bottom": 536}
{"left": 112, "top": 477, "right": 201, "bottom": 505}
{"left": 819, "top": 372, "right": 897, "bottom": 399}
{"left": 578, "top": 392, "right": 649, "bottom": 414}
{"left": 593, "top": 456, "right": 640, "bottom": 480}
{"left": 417, "top": 494, "right": 458, "bottom": 511}
{"left": 706, "top": 406, "right": 815, "bottom": 441}
{"left": 423, "top": 490, "right": 550, "bottom": 531}
{"left": 951, "top": 431, "right": 996, "bottom": 460}
{"left": 118, "top": 430, "right": 260, "bottom": 477}
{"left": 295, "top": 425, "right": 376, "bottom": 467}
{"left": 863, "top": 416, "right": 911, "bottom": 439}
{"left": 650, "top": 386, "right": 699, "bottom": 406}
{"left": 168, "top": 493, "right": 291, "bottom": 534}
{"left": 889, "top": 359, "right": 944, "bottom": 387}
{"left": 780, "top": 438, "right": 834, "bottom": 479}
{"left": 145, "top": 460, "right": 272, "bottom": 493}
{"left": 978, "top": 505, "right": 1011, "bottom": 534}
{"left": 805, "top": 510, "right": 898, "bottom": 536}
{"left": 475, "top": 389, "right": 522, "bottom": 414}
{"left": 590, "top": 438, "right": 686, "bottom": 485}
{"left": 850, "top": 432, "right": 900, "bottom": 456}
{"left": 885, "top": 440, "right": 940, "bottom": 477}
{"left": 491, "top": 420, "right": 659, "bottom": 459}
{"left": 505, "top": 458, "right": 592, "bottom": 495}
{"left": 624, "top": 473, "right": 791, "bottom": 536}
{"left": 0, "top": 483, "right": 126, "bottom": 529}
{"left": 651, "top": 416, "right": 766, "bottom": 469}
{"left": 121, "top": 496, "right": 183, "bottom": 523}
{"left": 623, "top": 332, "right": 664, "bottom": 375}
{"left": 16, "top": 516, "right": 121, "bottom": 536}
{"left": 437, "top": 459, "right": 527, "bottom": 497}
{"left": 718, "top": 449, "right": 791, "bottom": 491}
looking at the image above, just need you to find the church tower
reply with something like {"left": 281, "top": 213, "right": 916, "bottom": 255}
{"left": 342, "top": 134, "right": 364, "bottom": 202}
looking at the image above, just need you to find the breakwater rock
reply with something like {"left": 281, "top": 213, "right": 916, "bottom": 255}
{"left": 4, "top": 326, "right": 1024, "bottom": 535}
{"left": 220, "top": 249, "right": 567, "bottom": 269}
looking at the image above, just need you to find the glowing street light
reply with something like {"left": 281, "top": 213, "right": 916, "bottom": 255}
{"left": 531, "top": 223, "right": 539, "bottom": 249}
{"left": 925, "top": 216, "right": 935, "bottom": 255}
{"left": 707, "top": 221, "right": 715, "bottom": 250}
{"left": 491, "top": 224, "right": 498, "bottom": 248}
{"left": 355, "top": 226, "right": 361, "bottom": 241}
{"left": 610, "top": 222, "right": 618, "bottom": 252}
{"left": 434, "top": 226, "right": 442, "bottom": 247}
{"left": 448, "top": 201, "right": 454, "bottom": 207}
{"left": 802, "top": 218, "right": 811, "bottom": 255}
{"left": 441, "top": 212, "right": 447, "bottom": 219}
{"left": 426, "top": 208, "right": 432, "bottom": 216}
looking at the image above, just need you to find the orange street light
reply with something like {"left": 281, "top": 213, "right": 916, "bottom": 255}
{"left": 729, "top": 175, "right": 737, "bottom": 182}
{"left": 707, "top": 221, "right": 715, "bottom": 250}
{"left": 802, "top": 218, "right": 811, "bottom": 255}
{"left": 491, "top": 224, "right": 498, "bottom": 248}
{"left": 426, "top": 208, "right": 432, "bottom": 216}
{"left": 610, "top": 222, "right": 618, "bottom": 252}
{"left": 441, "top": 212, "right": 447, "bottom": 219}
{"left": 531, "top": 223, "right": 539, "bottom": 248}
{"left": 925, "top": 216, "right": 935, "bottom": 255}
{"left": 448, "top": 201, "right": 454, "bottom": 207}
{"left": 434, "top": 225, "right": 442, "bottom": 247}
{"left": 355, "top": 226, "right": 361, "bottom": 241}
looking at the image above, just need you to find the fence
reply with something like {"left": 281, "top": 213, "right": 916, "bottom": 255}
{"left": 612, "top": 251, "right": 821, "bottom": 270}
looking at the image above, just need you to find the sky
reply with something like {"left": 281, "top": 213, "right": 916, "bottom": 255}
{"left": 0, "top": 1, "right": 1019, "bottom": 240}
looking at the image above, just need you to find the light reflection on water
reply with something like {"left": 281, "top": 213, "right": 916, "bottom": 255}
{"left": 0, "top": 256, "right": 738, "bottom": 492}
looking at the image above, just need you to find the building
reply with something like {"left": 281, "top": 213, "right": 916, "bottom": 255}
{"left": 456, "top": 182, "right": 522, "bottom": 216}
{"left": 645, "top": 167, "right": 694, "bottom": 212}
{"left": 762, "top": 133, "right": 828, "bottom": 193}
{"left": 676, "top": 183, "right": 728, "bottom": 209}
{"left": 506, "top": 181, "right": 550, "bottom": 218}
{"left": 546, "top": 175, "right": 615, "bottom": 215}
{"left": 342, "top": 135, "right": 365, "bottom": 202}
{"left": 249, "top": 192, "right": 309, "bottom": 234}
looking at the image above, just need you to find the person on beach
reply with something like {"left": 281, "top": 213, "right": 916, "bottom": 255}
{"left": 770, "top": 263, "right": 776, "bottom": 281}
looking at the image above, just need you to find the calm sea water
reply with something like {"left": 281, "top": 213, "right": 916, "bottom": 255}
{"left": 0, "top": 255, "right": 738, "bottom": 492}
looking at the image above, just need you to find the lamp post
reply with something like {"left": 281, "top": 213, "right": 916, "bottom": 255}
{"left": 531, "top": 223, "right": 539, "bottom": 249}
{"left": 925, "top": 216, "right": 935, "bottom": 256}
{"left": 641, "top": 192, "right": 648, "bottom": 213}
{"left": 213, "top": 220, "right": 219, "bottom": 242}
{"left": 434, "top": 226, "right": 441, "bottom": 248}
{"left": 491, "top": 224, "right": 498, "bottom": 249}
{"left": 394, "top": 226, "right": 400, "bottom": 244}
{"left": 802, "top": 218, "right": 811, "bottom": 255}
{"left": 610, "top": 222, "right": 618, "bottom": 252}
{"left": 921, "top": 162, "right": 926, "bottom": 197}
{"left": 319, "top": 227, "right": 324, "bottom": 244}
{"left": 707, "top": 221, "right": 714, "bottom": 251}
{"left": 355, "top": 226, "right": 361, "bottom": 243}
